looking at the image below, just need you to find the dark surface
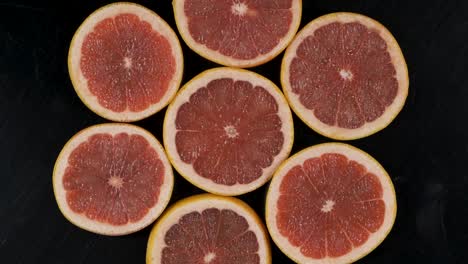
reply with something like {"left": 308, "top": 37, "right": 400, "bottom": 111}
{"left": 1, "top": 0, "right": 467, "bottom": 263}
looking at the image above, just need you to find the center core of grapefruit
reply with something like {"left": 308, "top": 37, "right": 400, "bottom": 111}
{"left": 203, "top": 252, "right": 216, "bottom": 263}
{"left": 231, "top": 2, "right": 249, "bottom": 16}
{"left": 339, "top": 69, "right": 353, "bottom": 81}
{"left": 122, "top": 57, "right": 132, "bottom": 69}
{"left": 321, "top": 199, "right": 335, "bottom": 213}
{"left": 224, "top": 125, "right": 239, "bottom": 138}
{"left": 108, "top": 175, "right": 124, "bottom": 189}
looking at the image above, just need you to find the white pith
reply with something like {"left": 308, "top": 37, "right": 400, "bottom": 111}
{"left": 321, "top": 200, "right": 335, "bottom": 213}
{"left": 108, "top": 175, "right": 124, "bottom": 189}
{"left": 339, "top": 69, "right": 353, "bottom": 81}
{"left": 224, "top": 125, "right": 239, "bottom": 138}
{"left": 231, "top": 2, "right": 248, "bottom": 16}
{"left": 123, "top": 57, "right": 132, "bottom": 69}
{"left": 204, "top": 252, "right": 216, "bottom": 263}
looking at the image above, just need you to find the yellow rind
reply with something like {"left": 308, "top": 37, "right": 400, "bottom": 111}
{"left": 265, "top": 142, "right": 397, "bottom": 263}
{"left": 163, "top": 67, "right": 294, "bottom": 196}
{"left": 68, "top": 2, "right": 184, "bottom": 122}
{"left": 52, "top": 123, "right": 174, "bottom": 236}
{"left": 281, "top": 12, "right": 409, "bottom": 140}
{"left": 173, "top": 0, "right": 302, "bottom": 68}
{"left": 146, "top": 193, "right": 272, "bottom": 263}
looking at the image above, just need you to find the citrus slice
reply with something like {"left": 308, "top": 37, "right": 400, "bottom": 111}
{"left": 53, "top": 123, "right": 173, "bottom": 235}
{"left": 282, "top": 12, "right": 409, "bottom": 140}
{"left": 147, "top": 194, "right": 271, "bottom": 264}
{"left": 173, "top": 0, "right": 302, "bottom": 68}
{"left": 163, "top": 67, "right": 294, "bottom": 196}
{"left": 265, "top": 143, "right": 397, "bottom": 263}
{"left": 68, "top": 2, "right": 183, "bottom": 122}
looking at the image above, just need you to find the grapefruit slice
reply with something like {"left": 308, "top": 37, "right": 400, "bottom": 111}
{"left": 173, "top": 0, "right": 302, "bottom": 68}
{"left": 282, "top": 12, "right": 409, "bottom": 140}
{"left": 163, "top": 67, "right": 294, "bottom": 196}
{"left": 265, "top": 143, "right": 397, "bottom": 263}
{"left": 68, "top": 3, "right": 183, "bottom": 122}
{"left": 53, "top": 123, "right": 173, "bottom": 235}
{"left": 147, "top": 194, "right": 271, "bottom": 264}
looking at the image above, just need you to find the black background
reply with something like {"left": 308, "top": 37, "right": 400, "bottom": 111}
{"left": 1, "top": 0, "right": 467, "bottom": 263}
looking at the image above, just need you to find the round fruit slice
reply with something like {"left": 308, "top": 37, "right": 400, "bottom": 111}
{"left": 266, "top": 143, "right": 397, "bottom": 263}
{"left": 53, "top": 123, "right": 173, "bottom": 235}
{"left": 68, "top": 2, "right": 183, "bottom": 122}
{"left": 282, "top": 12, "right": 409, "bottom": 140}
{"left": 147, "top": 194, "right": 271, "bottom": 264}
{"left": 173, "top": 0, "right": 302, "bottom": 68}
{"left": 163, "top": 67, "right": 294, "bottom": 196}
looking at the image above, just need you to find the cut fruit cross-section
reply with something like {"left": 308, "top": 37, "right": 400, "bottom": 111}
{"left": 163, "top": 67, "right": 294, "bottom": 196}
{"left": 147, "top": 194, "right": 271, "bottom": 264}
{"left": 173, "top": 0, "right": 302, "bottom": 68}
{"left": 53, "top": 123, "right": 173, "bottom": 235}
{"left": 282, "top": 12, "right": 409, "bottom": 140}
{"left": 266, "top": 143, "right": 397, "bottom": 263}
{"left": 68, "top": 2, "right": 183, "bottom": 122}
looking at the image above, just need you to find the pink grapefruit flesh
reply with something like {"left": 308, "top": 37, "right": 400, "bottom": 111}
{"left": 147, "top": 194, "right": 271, "bottom": 264}
{"left": 68, "top": 3, "right": 183, "bottom": 122}
{"left": 282, "top": 12, "right": 409, "bottom": 140}
{"left": 80, "top": 14, "right": 175, "bottom": 113}
{"left": 53, "top": 123, "right": 173, "bottom": 235}
{"left": 163, "top": 67, "right": 293, "bottom": 196}
{"left": 266, "top": 143, "right": 396, "bottom": 263}
{"left": 173, "top": 0, "right": 302, "bottom": 67}
{"left": 162, "top": 208, "right": 260, "bottom": 263}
